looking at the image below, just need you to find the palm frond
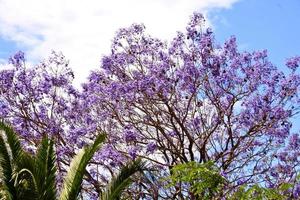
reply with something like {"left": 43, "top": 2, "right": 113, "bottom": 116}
{"left": 13, "top": 168, "right": 38, "bottom": 200}
{"left": 0, "top": 122, "right": 35, "bottom": 172}
{"left": 59, "top": 133, "right": 106, "bottom": 200}
{"left": 101, "top": 158, "right": 145, "bottom": 200}
{"left": 0, "top": 121, "right": 36, "bottom": 200}
{"left": 0, "top": 122, "right": 23, "bottom": 162}
{"left": 0, "top": 132, "right": 15, "bottom": 200}
{"left": 34, "top": 137, "right": 57, "bottom": 200}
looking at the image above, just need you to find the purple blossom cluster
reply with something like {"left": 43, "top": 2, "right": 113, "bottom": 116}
{"left": 1, "top": 13, "right": 300, "bottom": 198}
{"left": 8, "top": 50, "right": 25, "bottom": 68}
{"left": 0, "top": 51, "right": 81, "bottom": 187}
{"left": 286, "top": 56, "right": 300, "bottom": 71}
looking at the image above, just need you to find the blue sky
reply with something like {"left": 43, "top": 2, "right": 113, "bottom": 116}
{"left": 207, "top": 0, "right": 300, "bottom": 129}
{"left": 0, "top": 37, "right": 18, "bottom": 63}
{"left": 209, "top": 0, "right": 300, "bottom": 70}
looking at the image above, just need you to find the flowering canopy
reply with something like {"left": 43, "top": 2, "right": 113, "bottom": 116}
{"left": 1, "top": 13, "right": 300, "bottom": 199}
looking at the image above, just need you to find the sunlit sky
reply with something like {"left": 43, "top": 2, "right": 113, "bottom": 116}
{"left": 0, "top": 0, "right": 299, "bottom": 84}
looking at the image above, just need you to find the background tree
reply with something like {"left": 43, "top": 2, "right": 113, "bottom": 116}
{"left": 0, "top": 51, "right": 103, "bottom": 197}
{"left": 75, "top": 13, "right": 300, "bottom": 198}
{"left": 1, "top": 13, "right": 300, "bottom": 199}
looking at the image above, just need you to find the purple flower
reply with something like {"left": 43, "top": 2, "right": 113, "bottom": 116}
{"left": 124, "top": 129, "right": 138, "bottom": 143}
{"left": 128, "top": 147, "right": 138, "bottom": 159}
{"left": 9, "top": 51, "right": 25, "bottom": 68}
{"left": 294, "top": 184, "right": 300, "bottom": 198}
{"left": 289, "top": 133, "right": 300, "bottom": 149}
{"left": 286, "top": 56, "right": 300, "bottom": 71}
{"left": 2, "top": 12, "right": 300, "bottom": 198}
{"left": 237, "top": 179, "right": 246, "bottom": 186}
{"left": 0, "top": 100, "right": 8, "bottom": 117}
{"left": 146, "top": 142, "right": 157, "bottom": 153}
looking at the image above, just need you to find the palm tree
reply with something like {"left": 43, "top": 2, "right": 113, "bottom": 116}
{"left": 100, "top": 159, "right": 144, "bottom": 200}
{"left": 0, "top": 121, "right": 37, "bottom": 200}
{"left": 0, "top": 121, "right": 144, "bottom": 200}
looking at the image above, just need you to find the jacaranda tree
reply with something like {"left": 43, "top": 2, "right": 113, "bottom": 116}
{"left": 1, "top": 13, "right": 300, "bottom": 199}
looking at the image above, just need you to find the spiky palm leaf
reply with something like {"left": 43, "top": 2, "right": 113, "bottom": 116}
{"left": 0, "top": 123, "right": 57, "bottom": 200}
{"left": 0, "top": 121, "right": 36, "bottom": 200}
{"left": 0, "top": 128, "right": 15, "bottom": 200}
{"left": 1, "top": 122, "right": 142, "bottom": 200}
{"left": 59, "top": 134, "right": 106, "bottom": 200}
{"left": 0, "top": 121, "right": 35, "bottom": 173}
{"left": 100, "top": 159, "right": 145, "bottom": 200}
{"left": 34, "top": 137, "right": 57, "bottom": 200}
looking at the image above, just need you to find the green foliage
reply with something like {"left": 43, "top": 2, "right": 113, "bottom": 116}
{"left": 101, "top": 158, "right": 145, "bottom": 200}
{"left": 59, "top": 134, "right": 106, "bottom": 200}
{"left": 229, "top": 183, "right": 293, "bottom": 200}
{"left": 167, "top": 160, "right": 297, "bottom": 200}
{"left": 0, "top": 121, "right": 37, "bottom": 200}
{"left": 0, "top": 122, "right": 143, "bottom": 200}
{"left": 168, "top": 161, "right": 225, "bottom": 199}
{"left": 34, "top": 137, "right": 57, "bottom": 200}
{"left": 0, "top": 124, "right": 16, "bottom": 200}
{"left": 0, "top": 122, "right": 107, "bottom": 200}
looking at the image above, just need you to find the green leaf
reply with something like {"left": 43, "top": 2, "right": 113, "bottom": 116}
{"left": 0, "top": 121, "right": 23, "bottom": 162}
{"left": 167, "top": 161, "right": 225, "bottom": 199}
{"left": 59, "top": 133, "right": 106, "bottom": 200}
{"left": 228, "top": 184, "right": 287, "bottom": 200}
{"left": 0, "top": 131, "right": 15, "bottom": 200}
{"left": 101, "top": 158, "right": 145, "bottom": 200}
{"left": 279, "top": 182, "right": 292, "bottom": 191}
{"left": 0, "top": 121, "right": 37, "bottom": 200}
{"left": 34, "top": 137, "right": 57, "bottom": 200}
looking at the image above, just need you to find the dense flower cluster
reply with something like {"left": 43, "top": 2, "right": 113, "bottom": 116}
{"left": 0, "top": 51, "right": 79, "bottom": 181}
{"left": 286, "top": 56, "right": 300, "bottom": 71}
{"left": 1, "top": 13, "right": 300, "bottom": 199}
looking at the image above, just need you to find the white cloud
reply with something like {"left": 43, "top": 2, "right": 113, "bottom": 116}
{"left": 0, "top": 0, "right": 239, "bottom": 86}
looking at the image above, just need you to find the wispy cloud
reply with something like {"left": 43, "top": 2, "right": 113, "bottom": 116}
{"left": 0, "top": 0, "right": 239, "bottom": 85}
